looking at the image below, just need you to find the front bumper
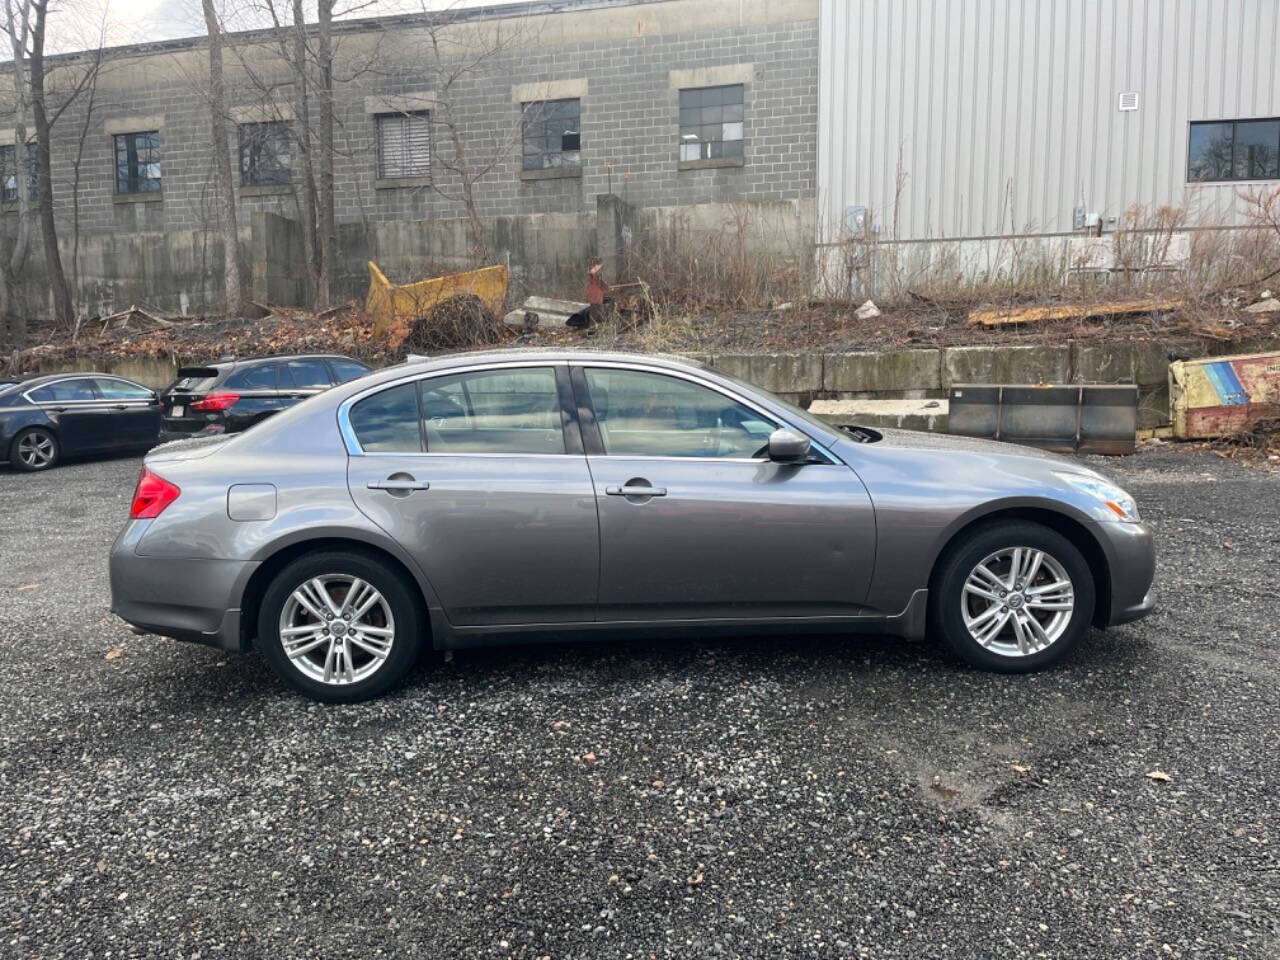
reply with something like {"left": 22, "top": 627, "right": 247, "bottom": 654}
{"left": 109, "top": 520, "right": 258, "bottom": 652}
{"left": 1095, "top": 520, "right": 1157, "bottom": 627}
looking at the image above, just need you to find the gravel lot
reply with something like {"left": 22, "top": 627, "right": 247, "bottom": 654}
{"left": 1, "top": 447, "right": 1277, "bottom": 959}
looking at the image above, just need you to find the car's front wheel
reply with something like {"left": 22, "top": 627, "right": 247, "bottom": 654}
{"left": 929, "top": 521, "right": 1096, "bottom": 672}
{"left": 258, "top": 551, "right": 424, "bottom": 702}
{"left": 10, "top": 427, "right": 59, "bottom": 472}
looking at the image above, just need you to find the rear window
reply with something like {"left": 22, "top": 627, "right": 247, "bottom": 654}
{"left": 281, "top": 358, "right": 333, "bottom": 389}
{"left": 349, "top": 382, "right": 422, "bottom": 452}
{"left": 169, "top": 367, "right": 221, "bottom": 393}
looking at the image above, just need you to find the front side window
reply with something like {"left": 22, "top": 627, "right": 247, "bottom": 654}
{"left": 1189, "top": 118, "right": 1280, "bottom": 182}
{"left": 424, "top": 368, "right": 565, "bottom": 454}
{"left": 678, "top": 84, "right": 744, "bottom": 162}
{"left": 94, "top": 378, "right": 153, "bottom": 400}
{"left": 1, "top": 143, "right": 38, "bottom": 203}
{"left": 585, "top": 368, "right": 776, "bottom": 458}
{"left": 350, "top": 382, "right": 422, "bottom": 453}
{"left": 239, "top": 121, "right": 292, "bottom": 186}
{"left": 224, "top": 364, "right": 279, "bottom": 390}
{"left": 376, "top": 111, "right": 431, "bottom": 180}
{"left": 522, "top": 98, "right": 581, "bottom": 171}
{"left": 30, "top": 379, "right": 99, "bottom": 403}
{"left": 330, "top": 359, "right": 371, "bottom": 383}
{"left": 114, "top": 131, "right": 162, "bottom": 195}
{"left": 282, "top": 359, "right": 333, "bottom": 389}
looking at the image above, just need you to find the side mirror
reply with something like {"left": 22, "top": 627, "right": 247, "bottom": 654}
{"left": 767, "top": 427, "right": 811, "bottom": 463}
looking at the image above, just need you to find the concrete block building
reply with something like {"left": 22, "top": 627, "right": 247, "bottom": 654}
{"left": 0, "top": 0, "right": 820, "bottom": 317}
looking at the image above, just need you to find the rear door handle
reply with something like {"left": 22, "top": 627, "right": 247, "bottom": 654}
{"left": 368, "top": 479, "right": 430, "bottom": 492}
{"left": 605, "top": 484, "right": 667, "bottom": 497}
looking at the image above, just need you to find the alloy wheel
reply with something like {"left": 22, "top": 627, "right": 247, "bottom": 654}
{"left": 961, "top": 546, "right": 1075, "bottom": 657}
{"left": 17, "top": 431, "right": 56, "bottom": 469}
{"left": 278, "top": 575, "right": 396, "bottom": 685}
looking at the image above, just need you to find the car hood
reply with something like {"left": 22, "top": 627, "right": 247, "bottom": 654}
{"left": 867, "top": 426, "right": 1074, "bottom": 464}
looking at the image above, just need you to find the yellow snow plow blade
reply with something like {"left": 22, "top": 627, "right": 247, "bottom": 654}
{"left": 366, "top": 261, "right": 509, "bottom": 335}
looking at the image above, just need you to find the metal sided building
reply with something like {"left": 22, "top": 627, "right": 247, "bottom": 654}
{"left": 816, "top": 0, "right": 1280, "bottom": 282}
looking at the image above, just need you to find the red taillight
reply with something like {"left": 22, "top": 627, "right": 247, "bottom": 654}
{"left": 191, "top": 392, "right": 239, "bottom": 413}
{"left": 130, "top": 468, "right": 181, "bottom": 519}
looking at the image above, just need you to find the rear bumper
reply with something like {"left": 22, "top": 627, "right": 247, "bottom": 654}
{"left": 109, "top": 520, "right": 257, "bottom": 652}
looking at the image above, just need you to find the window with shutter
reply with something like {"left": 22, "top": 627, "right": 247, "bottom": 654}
{"left": 377, "top": 112, "right": 431, "bottom": 181}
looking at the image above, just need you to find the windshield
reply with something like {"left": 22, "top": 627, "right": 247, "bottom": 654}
{"left": 712, "top": 369, "right": 842, "bottom": 446}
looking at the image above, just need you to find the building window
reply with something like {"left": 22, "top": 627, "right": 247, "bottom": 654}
{"left": 521, "top": 98, "right": 581, "bottom": 171}
{"left": 376, "top": 111, "right": 431, "bottom": 181}
{"left": 0, "top": 143, "right": 38, "bottom": 203}
{"left": 114, "top": 131, "right": 162, "bottom": 195}
{"left": 238, "top": 121, "right": 292, "bottom": 187}
{"left": 1189, "top": 118, "right": 1280, "bottom": 182}
{"left": 678, "top": 84, "right": 744, "bottom": 162}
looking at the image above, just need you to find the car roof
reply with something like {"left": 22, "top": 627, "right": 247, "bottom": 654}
{"left": 177, "top": 354, "right": 363, "bottom": 373}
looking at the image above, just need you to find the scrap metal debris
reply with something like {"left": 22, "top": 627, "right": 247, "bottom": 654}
{"left": 366, "top": 261, "right": 509, "bottom": 336}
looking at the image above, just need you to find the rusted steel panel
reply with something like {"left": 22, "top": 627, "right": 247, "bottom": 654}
{"left": 1170, "top": 351, "right": 1280, "bottom": 439}
{"left": 948, "top": 384, "right": 1138, "bottom": 455}
{"left": 365, "top": 261, "right": 509, "bottom": 336}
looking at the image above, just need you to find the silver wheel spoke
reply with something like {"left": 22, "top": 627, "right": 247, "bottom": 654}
{"left": 960, "top": 546, "right": 1074, "bottom": 659}
{"left": 280, "top": 573, "right": 395, "bottom": 686}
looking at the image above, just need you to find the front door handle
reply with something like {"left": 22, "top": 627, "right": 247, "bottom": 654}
{"left": 605, "top": 483, "right": 667, "bottom": 497}
{"left": 368, "top": 478, "right": 430, "bottom": 492}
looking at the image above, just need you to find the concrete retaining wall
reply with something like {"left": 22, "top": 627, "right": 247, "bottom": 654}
{"left": 710, "top": 338, "right": 1280, "bottom": 428}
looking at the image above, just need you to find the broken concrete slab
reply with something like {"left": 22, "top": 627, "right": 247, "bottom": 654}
{"left": 1244, "top": 298, "right": 1280, "bottom": 314}
{"left": 809, "top": 397, "right": 947, "bottom": 433}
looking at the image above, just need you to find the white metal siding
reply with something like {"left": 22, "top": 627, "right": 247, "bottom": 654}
{"left": 818, "top": 0, "right": 1280, "bottom": 244}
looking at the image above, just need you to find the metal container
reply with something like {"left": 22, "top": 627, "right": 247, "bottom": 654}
{"left": 948, "top": 384, "right": 1138, "bottom": 455}
{"left": 1169, "top": 351, "right": 1280, "bottom": 439}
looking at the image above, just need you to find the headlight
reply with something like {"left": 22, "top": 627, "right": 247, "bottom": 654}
{"left": 1055, "top": 471, "right": 1140, "bottom": 522}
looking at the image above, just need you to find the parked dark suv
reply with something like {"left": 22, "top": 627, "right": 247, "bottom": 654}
{"left": 160, "top": 354, "right": 371, "bottom": 438}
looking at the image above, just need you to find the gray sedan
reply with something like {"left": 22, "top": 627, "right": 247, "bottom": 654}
{"left": 109, "top": 350, "right": 1155, "bottom": 702}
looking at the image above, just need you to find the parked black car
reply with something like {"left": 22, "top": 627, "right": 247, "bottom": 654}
{"left": 1, "top": 373, "right": 162, "bottom": 472}
{"left": 160, "top": 354, "right": 372, "bottom": 438}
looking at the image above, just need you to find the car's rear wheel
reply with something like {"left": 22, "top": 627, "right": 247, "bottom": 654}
{"left": 258, "top": 551, "right": 424, "bottom": 702}
{"left": 929, "top": 521, "right": 1095, "bottom": 672}
{"left": 10, "top": 427, "right": 59, "bottom": 472}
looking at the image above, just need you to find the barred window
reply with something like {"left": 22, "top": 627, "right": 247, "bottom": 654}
{"left": 678, "top": 84, "right": 744, "bottom": 162}
{"left": 114, "top": 131, "right": 162, "bottom": 195}
{"left": 238, "top": 121, "right": 292, "bottom": 187}
{"left": 521, "top": 98, "right": 581, "bottom": 171}
{"left": 0, "top": 143, "right": 38, "bottom": 203}
{"left": 376, "top": 111, "right": 431, "bottom": 180}
{"left": 1188, "top": 118, "right": 1280, "bottom": 182}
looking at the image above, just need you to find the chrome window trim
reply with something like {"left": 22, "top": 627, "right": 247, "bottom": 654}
{"left": 336, "top": 357, "right": 840, "bottom": 464}
{"left": 22, "top": 376, "right": 103, "bottom": 405}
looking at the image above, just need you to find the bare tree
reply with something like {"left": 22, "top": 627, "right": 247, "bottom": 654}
{"left": 417, "top": 9, "right": 537, "bottom": 265}
{"left": 202, "top": 0, "right": 246, "bottom": 317}
{"left": 313, "top": 0, "right": 334, "bottom": 308}
{"left": 0, "top": 0, "right": 38, "bottom": 343}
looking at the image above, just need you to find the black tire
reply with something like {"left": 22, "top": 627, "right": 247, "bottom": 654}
{"left": 9, "top": 427, "right": 60, "bottom": 472}
{"left": 258, "top": 550, "right": 424, "bottom": 702}
{"left": 928, "top": 520, "right": 1096, "bottom": 673}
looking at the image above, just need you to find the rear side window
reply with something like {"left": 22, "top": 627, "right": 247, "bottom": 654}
{"left": 329, "top": 359, "right": 371, "bottom": 383}
{"left": 283, "top": 358, "right": 334, "bottom": 389}
{"left": 30, "top": 379, "right": 99, "bottom": 402}
{"left": 224, "top": 364, "right": 278, "bottom": 390}
{"left": 350, "top": 382, "right": 422, "bottom": 452}
{"left": 423, "top": 368, "right": 565, "bottom": 454}
{"left": 95, "top": 378, "right": 153, "bottom": 400}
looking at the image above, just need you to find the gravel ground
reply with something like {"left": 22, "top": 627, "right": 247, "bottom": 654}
{"left": 0, "top": 447, "right": 1277, "bottom": 959}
